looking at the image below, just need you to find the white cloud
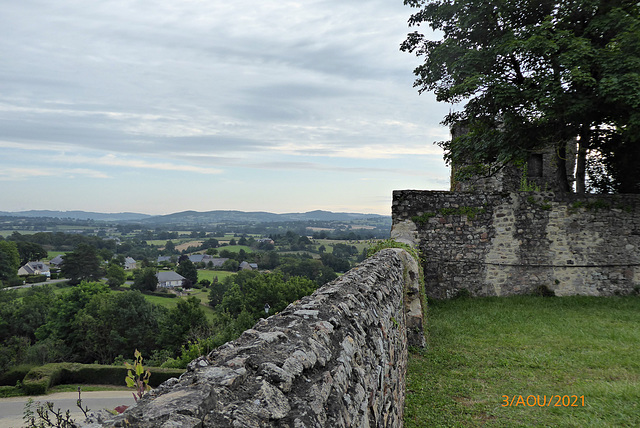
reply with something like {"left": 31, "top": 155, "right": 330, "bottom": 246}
{"left": 59, "top": 154, "right": 224, "bottom": 175}
{"left": 0, "top": 0, "right": 450, "bottom": 213}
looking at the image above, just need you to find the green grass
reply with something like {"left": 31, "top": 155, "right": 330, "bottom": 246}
{"left": 197, "top": 270, "right": 235, "bottom": 283}
{"left": 404, "top": 296, "right": 640, "bottom": 428}
{"left": 141, "top": 289, "right": 217, "bottom": 322}
{"left": 47, "top": 251, "right": 66, "bottom": 259}
{"left": 218, "top": 245, "right": 252, "bottom": 253}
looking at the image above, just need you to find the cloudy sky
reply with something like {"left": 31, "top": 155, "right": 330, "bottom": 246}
{"left": 1, "top": 0, "right": 451, "bottom": 216}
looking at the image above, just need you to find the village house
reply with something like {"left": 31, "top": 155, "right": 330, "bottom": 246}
{"left": 124, "top": 257, "right": 137, "bottom": 270}
{"left": 156, "top": 271, "right": 185, "bottom": 288}
{"left": 18, "top": 261, "right": 50, "bottom": 277}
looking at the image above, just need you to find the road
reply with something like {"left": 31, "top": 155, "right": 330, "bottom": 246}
{"left": 2, "top": 279, "right": 68, "bottom": 290}
{"left": 0, "top": 390, "right": 135, "bottom": 428}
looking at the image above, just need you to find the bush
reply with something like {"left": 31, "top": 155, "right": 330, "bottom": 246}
{"left": 20, "top": 363, "right": 185, "bottom": 395}
{"left": 145, "top": 291, "right": 177, "bottom": 298}
{"left": 0, "top": 364, "right": 36, "bottom": 386}
{"left": 24, "top": 275, "right": 48, "bottom": 284}
{"left": 533, "top": 284, "right": 556, "bottom": 297}
{"left": 7, "top": 278, "right": 24, "bottom": 287}
{"left": 22, "top": 364, "right": 69, "bottom": 395}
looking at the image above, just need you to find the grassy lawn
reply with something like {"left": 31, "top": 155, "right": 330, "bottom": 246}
{"left": 404, "top": 296, "right": 640, "bottom": 428}
{"left": 141, "top": 291, "right": 217, "bottom": 322}
{"left": 47, "top": 251, "right": 66, "bottom": 259}
{"left": 197, "top": 270, "right": 235, "bottom": 283}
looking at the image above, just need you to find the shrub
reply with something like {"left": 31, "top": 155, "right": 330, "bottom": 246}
{"left": 533, "top": 284, "right": 556, "bottom": 297}
{"left": 24, "top": 275, "right": 48, "bottom": 284}
{"left": 0, "top": 364, "right": 35, "bottom": 386}
{"left": 20, "top": 363, "right": 184, "bottom": 395}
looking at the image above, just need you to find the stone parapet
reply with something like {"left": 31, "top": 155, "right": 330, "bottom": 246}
{"left": 87, "top": 248, "right": 423, "bottom": 427}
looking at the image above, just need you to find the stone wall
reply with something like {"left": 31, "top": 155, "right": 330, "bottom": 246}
{"left": 392, "top": 190, "right": 640, "bottom": 299}
{"left": 88, "top": 248, "right": 423, "bottom": 428}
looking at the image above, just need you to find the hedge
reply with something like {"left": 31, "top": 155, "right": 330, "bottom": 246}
{"left": 144, "top": 291, "right": 177, "bottom": 298}
{"left": 20, "top": 363, "right": 184, "bottom": 395}
{"left": 23, "top": 275, "right": 48, "bottom": 284}
{"left": 0, "top": 364, "right": 36, "bottom": 386}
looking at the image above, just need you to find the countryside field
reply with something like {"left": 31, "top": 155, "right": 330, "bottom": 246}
{"left": 404, "top": 295, "right": 640, "bottom": 427}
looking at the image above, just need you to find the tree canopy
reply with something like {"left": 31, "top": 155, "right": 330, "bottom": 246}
{"left": 0, "top": 241, "right": 20, "bottom": 285}
{"left": 401, "top": 0, "right": 640, "bottom": 193}
{"left": 60, "top": 243, "right": 103, "bottom": 285}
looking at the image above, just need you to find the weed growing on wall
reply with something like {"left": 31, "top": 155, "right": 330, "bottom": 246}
{"left": 518, "top": 162, "right": 542, "bottom": 192}
{"left": 125, "top": 349, "right": 151, "bottom": 403}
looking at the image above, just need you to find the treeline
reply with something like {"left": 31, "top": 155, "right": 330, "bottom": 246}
{"left": 0, "top": 272, "right": 318, "bottom": 372}
{"left": 3, "top": 231, "right": 116, "bottom": 252}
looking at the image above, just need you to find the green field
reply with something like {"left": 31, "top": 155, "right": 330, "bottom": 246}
{"left": 404, "top": 295, "right": 640, "bottom": 427}
{"left": 218, "top": 245, "right": 252, "bottom": 253}
{"left": 46, "top": 251, "right": 66, "bottom": 260}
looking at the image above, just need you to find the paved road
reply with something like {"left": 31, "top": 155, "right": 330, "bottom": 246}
{"left": 1, "top": 279, "right": 69, "bottom": 290}
{"left": 0, "top": 391, "right": 135, "bottom": 428}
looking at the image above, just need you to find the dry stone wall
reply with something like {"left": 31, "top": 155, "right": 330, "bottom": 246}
{"left": 392, "top": 190, "right": 640, "bottom": 298}
{"left": 87, "top": 248, "right": 423, "bottom": 428}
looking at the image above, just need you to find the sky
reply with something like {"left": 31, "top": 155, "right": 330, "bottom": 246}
{"left": 0, "top": 0, "right": 451, "bottom": 216}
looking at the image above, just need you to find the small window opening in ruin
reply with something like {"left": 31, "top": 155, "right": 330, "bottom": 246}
{"left": 527, "top": 154, "right": 543, "bottom": 177}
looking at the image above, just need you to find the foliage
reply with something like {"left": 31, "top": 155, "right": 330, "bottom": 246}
{"left": 60, "top": 243, "right": 102, "bottom": 285}
{"left": 211, "top": 270, "right": 317, "bottom": 322}
{"left": 402, "top": 0, "right": 640, "bottom": 193}
{"left": 131, "top": 267, "right": 158, "bottom": 292}
{"left": 518, "top": 162, "right": 542, "bottom": 192}
{"left": 276, "top": 257, "right": 336, "bottom": 286}
{"left": 16, "top": 242, "right": 48, "bottom": 266}
{"left": 0, "top": 240, "right": 20, "bottom": 284}
{"left": 367, "top": 239, "right": 421, "bottom": 263}
{"left": 124, "top": 349, "right": 151, "bottom": 402}
{"left": 158, "top": 297, "right": 209, "bottom": 356}
{"left": 176, "top": 258, "right": 198, "bottom": 286}
{"left": 72, "top": 291, "right": 164, "bottom": 364}
{"left": 105, "top": 264, "right": 127, "bottom": 288}
{"left": 23, "top": 397, "right": 79, "bottom": 428}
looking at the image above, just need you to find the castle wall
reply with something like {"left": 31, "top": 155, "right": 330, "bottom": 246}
{"left": 91, "top": 248, "right": 423, "bottom": 428}
{"left": 392, "top": 190, "right": 640, "bottom": 298}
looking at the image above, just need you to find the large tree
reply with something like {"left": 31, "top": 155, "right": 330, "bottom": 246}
{"left": 0, "top": 241, "right": 21, "bottom": 285}
{"left": 176, "top": 259, "right": 198, "bottom": 287}
{"left": 401, "top": 0, "right": 640, "bottom": 193}
{"left": 16, "top": 242, "right": 48, "bottom": 266}
{"left": 60, "top": 243, "right": 103, "bottom": 285}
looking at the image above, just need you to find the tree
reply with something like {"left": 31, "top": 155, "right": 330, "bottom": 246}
{"left": 0, "top": 241, "right": 20, "bottom": 285}
{"left": 106, "top": 264, "right": 127, "bottom": 288}
{"left": 164, "top": 241, "right": 176, "bottom": 254}
{"left": 401, "top": 0, "right": 640, "bottom": 193}
{"left": 73, "top": 291, "right": 163, "bottom": 363}
{"left": 16, "top": 242, "right": 48, "bottom": 266}
{"left": 158, "top": 297, "right": 209, "bottom": 355}
{"left": 222, "top": 259, "right": 239, "bottom": 272}
{"left": 176, "top": 259, "right": 198, "bottom": 287}
{"left": 60, "top": 243, "right": 103, "bottom": 285}
{"left": 132, "top": 267, "right": 158, "bottom": 292}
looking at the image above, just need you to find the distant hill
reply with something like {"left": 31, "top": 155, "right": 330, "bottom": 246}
{"left": 0, "top": 210, "right": 151, "bottom": 221}
{"left": 0, "top": 209, "right": 388, "bottom": 224}
{"left": 139, "top": 209, "right": 389, "bottom": 225}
